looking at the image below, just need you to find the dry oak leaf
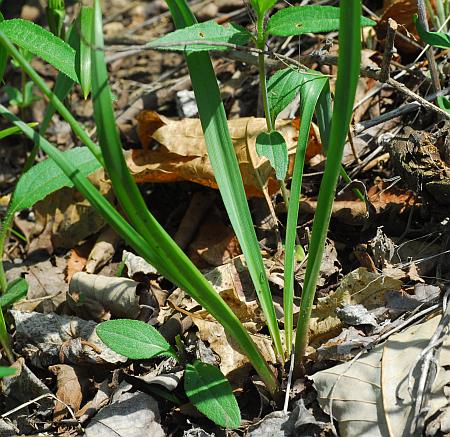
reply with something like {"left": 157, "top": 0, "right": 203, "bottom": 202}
{"left": 132, "top": 110, "right": 321, "bottom": 197}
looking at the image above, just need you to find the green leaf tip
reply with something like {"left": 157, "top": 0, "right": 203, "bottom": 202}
{"left": 184, "top": 360, "right": 241, "bottom": 429}
{"left": 413, "top": 14, "right": 450, "bottom": 49}
{"left": 267, "top": 5, "right": 376, "bottom": 37}
{"left": 256, "top": 130, "right": 288, "bottom": 181}
{"left": 96, "top": 319, "right": 176, "bottom": 360}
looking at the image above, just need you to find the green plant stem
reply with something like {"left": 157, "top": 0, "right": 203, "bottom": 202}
{"left": 0, "top": 30, "right": 103, "bottom": 166}
{"left": 165, "top": 0, "right": 284, "bottom": 363}
{"left": 293, "top": 0, "right": 362, "bottom": 376}
{"left": 0, "top": 308, "right": 13, "bottom": 363}
{"left": 256, "top": 15, "right": 291, "bottom": 214}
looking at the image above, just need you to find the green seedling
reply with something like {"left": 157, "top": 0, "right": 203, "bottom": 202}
{"left": 0, "top": 0, "right": 367, "bottom": 402}
{"left": 96, "top": 319, "right": 241, "bottom": 429}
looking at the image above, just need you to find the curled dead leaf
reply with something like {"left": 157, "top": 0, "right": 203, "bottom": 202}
{"left": 132, "top": 111, "right": 321, "bottom": 197}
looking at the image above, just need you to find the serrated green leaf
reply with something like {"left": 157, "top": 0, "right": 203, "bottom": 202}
{"left": 256, "top": 130, "right": 288, "bottom": 180}
{"left": 184, "top": 360, "right": 241, "bottom": 429}
{"left": 414, "top": 14, "right": 450, "bottom": 49}
{"left": 8, "top": 147, "right": 101, "bottom": 217}
{"left": 147, "top": 21, "right": 252, "bottom": 52}
{"left": 0, "top": 367, "right": 16, "bottom": 378}
{"left": 96, "top": 319, "right": 176, "bottom": 359}
{"left": 267, "top": 67, "right": 304, "bottom": 123}
{"left": 0, "top": 278, "right": 28, "bottom": 308}
{"left": 267, "top": 5, "right": 376, "bottom": 37}
{"left": 0, "top": 19, "right": 77, "bottom": 81}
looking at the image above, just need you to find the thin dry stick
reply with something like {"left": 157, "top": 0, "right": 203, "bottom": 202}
{"left": 379, "top": 18, "right": 398, "bottom": 82}
{"left": 416, "top": 0, "right": 442, "bottom": 93}
{"left": 408, "top": 287, "right": 450, "bottom": 435}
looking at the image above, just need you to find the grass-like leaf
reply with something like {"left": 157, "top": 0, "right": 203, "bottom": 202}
{"left": 283, "top": 72, "right": 327, "bottom": 355}
{"left": 267, "top": 67, "right": 304, "bottom": 125}
{"left": 0, "top": 278, "right": 28, "bottom": 308}
{"left": 293, "top": 0, "right": 362, "bottom": 371}
{"left": 165, "top": 0, "right": 284, "bottom": 361}
{"left": 0, "top": 12, "right": 7, "bottom": 83}
{"left": 96, "top": 320, "right": 177, "bottom": 359}
{"left": 76, "top": 7, "right": 93, "bottom": 99}
{"left": 90, "top": 0, "right": 281, "bottom": 395}
{"left": 0, "top": 367, "right": 16, "bottom": 378}
{"left": 267, "top": 5, "right": 376, "bottom": 37}
{"left": 184, "top": 360, "right": 241, "bottom": 429}
{"left": 0, "top": 19, "right": 77, "bottom": 81}
{"left": 147, "top": 21, "right": 252, "bottom": 52}
{"left": 414, "top": 14, "right": 450, "bottom": 49}
{"left": 256, "top": 130, "right": 288, "bottom": 181}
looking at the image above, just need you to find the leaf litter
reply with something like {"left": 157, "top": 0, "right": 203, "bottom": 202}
{"left": 2, "top": 0, "right": 450, "bottom": 435}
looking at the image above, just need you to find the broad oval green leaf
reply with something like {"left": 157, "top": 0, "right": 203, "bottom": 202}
{"left": 0, "top": 19, "right": 77, "bottom": 81}
{"left": 256, "top": 130, "right": 288, "bottom": 180}
{"left": 414, "top": 14, "right": 450, "bottom": 49}
{"left": 0, "top": 367, "right": 16, "bottom": 378}
{"left": 147, "top": 21, "right": 252, "bottom": 52}
{"left": 96, "top": 319, "right": 176, "bottom": 359}
{"left": 0, "top": 278, "right": 28, "bottom": 308}
{"left": 184, "top": 360, "right": 241, "bottom": 429}
{"left": 267, "top": 5, "right": 376, "bottom": 37}
{"left": 8, "top": 146, "right": 101, "bottom": 217}
{"left": 267, "top": 67, "right": 304, "bottom": 123}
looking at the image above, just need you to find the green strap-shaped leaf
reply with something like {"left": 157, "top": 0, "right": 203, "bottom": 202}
{"left": 256, "top": 130, "right": 288, "bottom": 181}
{"left": 184, "top": 360, "right": 241, "bottom": 429}
{"left": 0, "top": 12, "right": 7, "bottom": 83}
{"left": 147, "top": 21, "right": 252, "bottom": 52}
{"left": 0, "top": 367, "right": 16, "bottom": 378}
{"left": 267, "top": 67, "right": 305, "bottom": 124}
{"left": 283, "top": 72, "right": 328, "bottom": 355}
{"left": 0, "top": 278, "right": 28, "bottom": 308}
{"left": 293, "top": 0, "right": 362, "bottom": 369}
{"left": 77, "top": 7, "right": 93, "bottom": 98}
{"left": 267, "top": 5, "right": 376, "bottom": 37}
{"left": 165, "top": 0, "right": 284, "bottom": 360}
{"left": 96, "top": 320, "right": 177, "bottom": 359}
{"left": 437, "top": 95, "right": 450, "bottom": 113}
{"left": 0, "top": 19, "right": 77, "bottom": 81}
{"left": 414, "top": 14, "right": 450, "bottom": 49}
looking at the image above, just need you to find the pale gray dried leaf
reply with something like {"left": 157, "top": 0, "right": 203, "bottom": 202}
{"left": 336, "top": 304, "right": 377, "bottom": 327}
{"left": 247, "top": 399, "right": 327, "bottom": 437}
{"left": 137, "top": 370, "right": 183, "bottom": 391}
{"left": 317, "top": 327, "right": 376, "bottom": 361}
{"left": 312, "top": 315, "right": 450, "bottom": 437}
{"left": 0, "top": 419, "right": 17, "bottom": 436}
{"left": 6, "top": 257, "right": 67, "bottom": 313}
{"left": 68, "top": 272, "right": 141, "bottom": 320}
{"left": 123, "top": 250, "right": 157, "bottom": 277}
{"left": 1, "top": 358, "right": 52, "bottom": 412}
{"left": 11, "top": 310, "right": 126, "bottom": 367}
{"left": 85, "top": 227, "right": 120, "bottom": 274}
{"left": 84, "top": 391, "right": 164, "bottom": 437}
